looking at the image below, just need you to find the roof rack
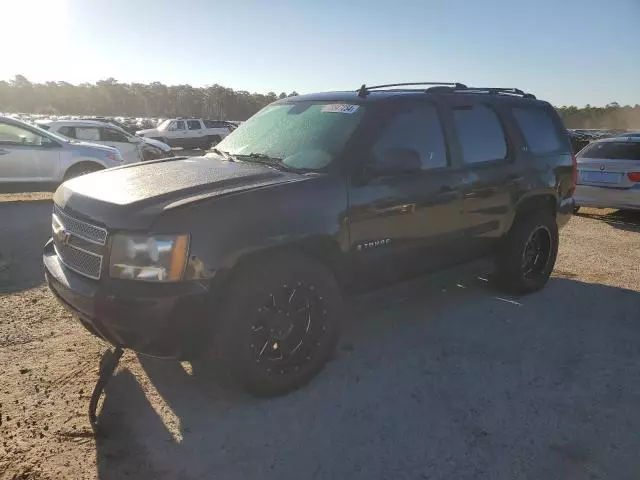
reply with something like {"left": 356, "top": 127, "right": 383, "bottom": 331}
{"left": 356, "top": 82, "right": 536, "bottom": 99}
{"left": 357, "top": 82, "right": 467, "bottom": 97}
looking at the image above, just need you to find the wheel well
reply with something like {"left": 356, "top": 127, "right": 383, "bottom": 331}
{"left": 226, "top": 237, "right": 347, "bottom": 290}
{"left": 514, "top": 195, "right": 557, "bottom": 222}
{"left": 64, "top": 161, "right": 104, "bottom": 180}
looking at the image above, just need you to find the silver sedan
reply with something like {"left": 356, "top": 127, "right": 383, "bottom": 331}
{"left": 574, "top": 136, "right": 640, "bottom": 211}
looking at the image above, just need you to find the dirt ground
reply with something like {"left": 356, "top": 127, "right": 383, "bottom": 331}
{"left": 1, "top": 197, "right": 639, "bottom": 480}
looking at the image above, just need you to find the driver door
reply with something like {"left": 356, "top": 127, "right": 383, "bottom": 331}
{"left": 99, "top": 127, "right": 140, "bottom": 163}
{"left": 165, "top": 120, "right": 187, "bottom": 148}
{"left": 0, "top": 120, "right": 61, "bottom": 185}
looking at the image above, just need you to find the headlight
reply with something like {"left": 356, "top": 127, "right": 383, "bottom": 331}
{"left": 109, "top": 233, "right": 189, "bottom": 282}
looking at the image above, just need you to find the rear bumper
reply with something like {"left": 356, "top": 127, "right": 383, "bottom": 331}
{"left": 575, "top": 184, "right": 640, "bottom": 211}
{"left": 43, "top": 239, "right": 210, "bottom": 359}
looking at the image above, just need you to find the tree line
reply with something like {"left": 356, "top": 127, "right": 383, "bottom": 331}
{"left": 1, "top": 75, "right": 639, "bottom": 128}
{"left": 0, "top": 75, "right": 298, "bottom": 121}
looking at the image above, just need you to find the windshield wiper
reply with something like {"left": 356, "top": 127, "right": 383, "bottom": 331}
{"left": 209, "top": 148, "right": 236, "bottom": 162}
{"left": 235, "top": 152, "right": 316, "bottom": 174}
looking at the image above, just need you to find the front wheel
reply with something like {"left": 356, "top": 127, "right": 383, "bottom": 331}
{"left": 214, "top": 254, "right": 342, "bottom": 396}
{"left": 495, "top": 212, "right": 558, "bottom": 294}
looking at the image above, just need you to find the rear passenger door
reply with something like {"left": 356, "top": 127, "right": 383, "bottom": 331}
{"left": 347, "top": 100, "right": 465, "bottom": 286}
{"left": 443, "top": 99, "right": 524, "bottom": 257}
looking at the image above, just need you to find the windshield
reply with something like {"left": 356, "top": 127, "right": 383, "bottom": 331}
{"left": 157, "top": 119, "right": 171, "bottom": 130}
{"left": 212, "top": 102, "right": 366, "bottom": 171}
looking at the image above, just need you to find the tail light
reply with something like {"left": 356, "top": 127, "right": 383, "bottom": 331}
{"left": 628, "top": 172, "right": 640, "bottom": 182}
{"left": 569, "top": 153, "right": 578, "bottom": 195}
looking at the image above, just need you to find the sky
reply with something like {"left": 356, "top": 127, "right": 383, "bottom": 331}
{"left": 3, "top": 0, "right": 639, "bottom": 107}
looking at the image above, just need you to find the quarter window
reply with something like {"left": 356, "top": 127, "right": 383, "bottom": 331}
{"left": 453, "top": 105, "right": 507, "bottom": 164}
{"left": 512, "top": 107, "right": 563, "bottom": 155}
{"left": 187, "top": 120, "right": 201, "bottom": 130}
{"left": 372, "top": 104, "right": 448, "bottom": 170}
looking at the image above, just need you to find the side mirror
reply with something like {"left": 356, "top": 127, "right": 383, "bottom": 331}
{"left": 368, "top": 147, "right": 422, "bottom": 176}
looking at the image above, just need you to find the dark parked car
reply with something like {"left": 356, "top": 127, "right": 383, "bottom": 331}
{"left": 44, "top": 83, "right": 575, "bottom": 397}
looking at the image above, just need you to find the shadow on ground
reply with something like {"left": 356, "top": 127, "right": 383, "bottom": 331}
{"left": 93, "top": 274, "right": 640, "bottom": 480}
{"left": 0, "top": 201, "right": 52, "bottom": 293}
{"left": 577, "top": 208, "right": 640, "bottom": 232}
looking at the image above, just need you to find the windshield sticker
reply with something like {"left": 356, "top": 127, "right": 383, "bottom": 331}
{"left": 321, "top": 104, "right": 360, "bottom": 114}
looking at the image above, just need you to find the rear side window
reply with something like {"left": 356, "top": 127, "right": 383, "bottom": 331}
{"left": 372, "top": 104, "right": 448, "bottom": 170}
{"left": 579, "top": 141, "right": 640, "bottom": 160}
{"left": 187, "top": 120, "right": 201, "bottom": 130}
{"left": 512, "top": 107, "right": 563, "bottom": 155}
{"left": 453, "top": 105, "right": 507, "bottom": 164}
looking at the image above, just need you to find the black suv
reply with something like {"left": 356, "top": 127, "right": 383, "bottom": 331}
{"left": 44, "top": 82, "right": 575, "bottom": 396}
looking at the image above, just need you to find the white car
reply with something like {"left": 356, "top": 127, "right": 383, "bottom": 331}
{"left": 37, "top": 120, "right": 173, "bottom": 163}
{"left": 136, "top": 118, "right": 232, "bottom": 150}
{"left": 0, "top": 116, "right": 124, "bottom": 191}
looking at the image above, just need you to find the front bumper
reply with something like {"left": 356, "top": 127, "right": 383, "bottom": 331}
{"left": 575, "top": 184, "right": 640, "bottom": 211}
{"left": 43, "top": 239, "right": 210, "bottom": 359}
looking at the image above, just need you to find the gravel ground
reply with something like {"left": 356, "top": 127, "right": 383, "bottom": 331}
{"left": 0, "top": 201, "right": 639, "bottom": 480}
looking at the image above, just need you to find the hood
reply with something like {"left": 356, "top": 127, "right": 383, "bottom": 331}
{"left": 54, "top": 155, "right": 309, "bottom": 230}
{"left": 136, "top": 128, "right": 158, "bottom": 136}
{"left": 67, "top": 140, "right": 119, "bottom": 155}
{"left": 141, "top": 137, "right": 171, "bottom": 151}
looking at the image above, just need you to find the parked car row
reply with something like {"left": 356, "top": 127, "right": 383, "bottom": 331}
{"left": 135, "top": 117, "right": 235, "bottom": 149}
{"left": 35, "top": 119, "right": 173, "bottom": 163}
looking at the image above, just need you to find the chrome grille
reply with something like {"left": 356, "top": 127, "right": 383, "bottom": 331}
{"left": 53, "top": 205, "right": 107, "bottom": 245}
{"left": 52, "top": 205, "right": 107, "bottom": 280}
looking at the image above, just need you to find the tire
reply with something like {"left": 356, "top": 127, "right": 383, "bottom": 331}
{"left": 214, "top": 253, "right": 342, "bottom": 396}
{"left": 573, "top": 206, "right": 580, "bottom": 214}
{"left": 495, "top": 211, "right": 558, "bottom": 295}
{"left": 201, "top": 136, "right": 220, "bottom": 150}
{"left": 63, "top": 163, "right": 103, "bottom": 181}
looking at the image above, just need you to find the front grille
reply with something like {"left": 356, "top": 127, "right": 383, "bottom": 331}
{"left": 53, "top": 205, "right": 107, "bottom": 245}
{"left": 52, "top": 205, "right": 107, "bottom": 280}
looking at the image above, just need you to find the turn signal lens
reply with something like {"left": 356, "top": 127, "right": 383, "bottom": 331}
{"left": 627, "top": 172, "right": 640, "bottom": 182}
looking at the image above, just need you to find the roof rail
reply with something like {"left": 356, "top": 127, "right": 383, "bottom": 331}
{"left": 426, "top": 85, "right": 536, "bottom": 99}
{"left": 357, "top": 82, "right": 467, "bottom": 97}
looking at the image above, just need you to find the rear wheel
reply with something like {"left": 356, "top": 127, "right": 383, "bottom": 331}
{"left": 496, "top": 211, "right": 558, "bottom": 294}
{"left": 214, "top": 253, "right": 342, "bottom": 396}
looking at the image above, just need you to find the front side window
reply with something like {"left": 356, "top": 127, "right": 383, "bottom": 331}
{"left": 0, "top": 122, "right": 46, "bottom": 146}
{"left": 187, "top": 120, "right": 201, "bottom": 130}
{"left": 170, "top": 121, "right": 185, "bottom": 131}
{"left": 57, "top": 126, "right": 77, "bottom": 139}
{"left": 453, "top": 105, "right": 507, "bottom": 164}
{"left": 512, "top": 107, "right": 563, "bottom": 155}
{"left": 100, "top": 128, "right": 128, "bottom": 142}
{"left": 372, "top": 104, "right": 448, "bottom": 170}
{"left": 579, "top": 141, "right": 640, "bottom": 160}
{"left": 214, "top": 102, "right": 366, "bottom": 171}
